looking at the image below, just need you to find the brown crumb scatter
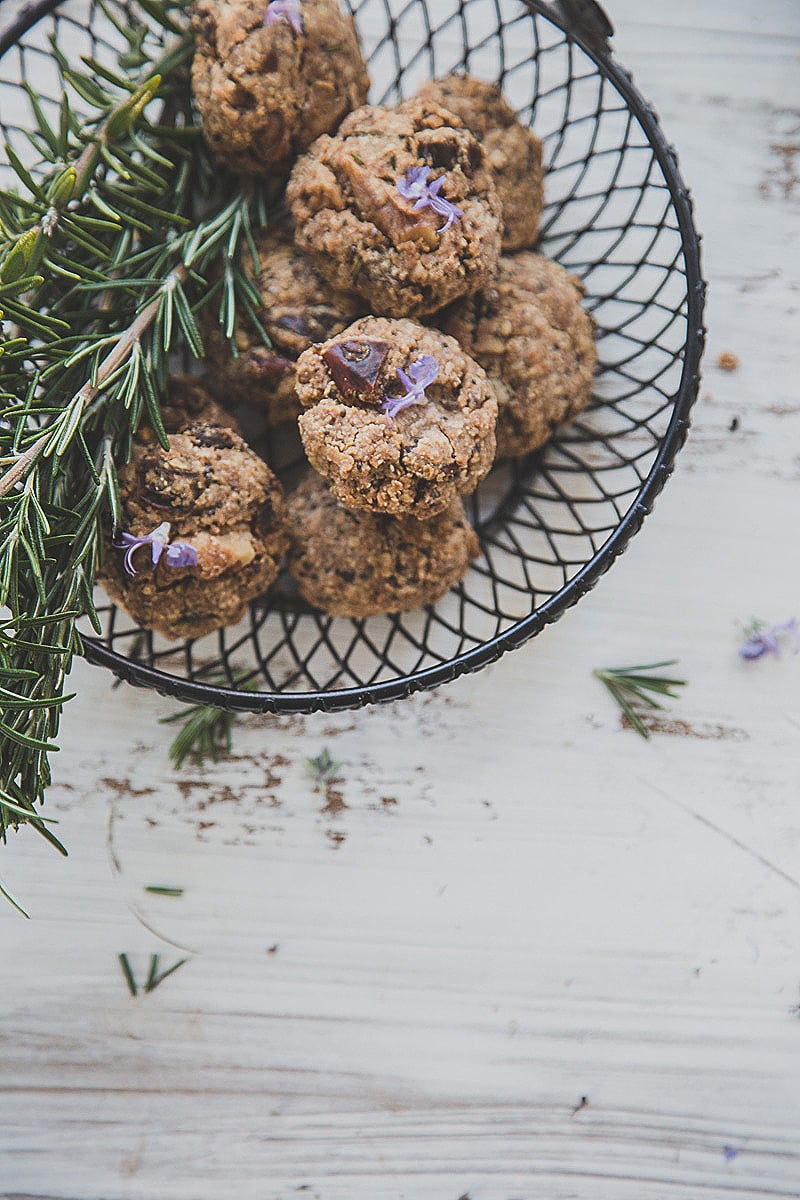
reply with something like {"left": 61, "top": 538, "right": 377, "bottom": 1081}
{"left": 321, "top": 785, "right": 348, "bottom": 816}
{"left": 621, "top": 714, "right": 749, "bottom": 741}
{"left": 100, "top": 777, "right": 155, "bottom": 798}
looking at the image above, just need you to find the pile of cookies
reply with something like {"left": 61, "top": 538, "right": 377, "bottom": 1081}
{"left": 99, "top": 0, "right": 597, "bottom": 639}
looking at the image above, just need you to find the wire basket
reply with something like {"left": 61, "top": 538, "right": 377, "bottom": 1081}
{"left": 0, "top": 0, "right": 705, "bottom": 714}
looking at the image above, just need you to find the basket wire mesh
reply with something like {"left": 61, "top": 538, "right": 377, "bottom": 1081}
{"left": 0, "top": 0, "right": 705, "bottom": 712}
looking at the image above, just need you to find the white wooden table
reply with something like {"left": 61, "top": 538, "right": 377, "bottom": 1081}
{"left": 2, "top": 1, "right": 800, "bottom": 1197}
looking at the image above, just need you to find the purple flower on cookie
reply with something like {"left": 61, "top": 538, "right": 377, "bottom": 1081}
{"left": 264, "top": 0, "right": 303, "bottom": 34}
{"left": 397, "top": 166, "right": 464, "bottom": 234}
{"left": 381, "top": 354, "right": 439, "bottom": 421}
{"left": 113, "top": 521, "right": 199, "bottom": 577}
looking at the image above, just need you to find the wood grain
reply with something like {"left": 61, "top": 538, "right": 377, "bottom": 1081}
{"left": 1, "top": 1, "right": 800, "bottom": 1197}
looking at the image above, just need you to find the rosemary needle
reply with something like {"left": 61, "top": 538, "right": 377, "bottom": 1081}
{"left": 118, "top": 952, "right": 138, "bottom": 998}
{"left": 144, "top": 885, "right": 184, "bottom": 897}
{"left": 144, "top": 953, "right": 160, "bottom": 994}
{"left": 145, "top": 956, "right": 189, "bottom": 993}
{"left": 593, "top": 660, "right": 686, "bottom": 740}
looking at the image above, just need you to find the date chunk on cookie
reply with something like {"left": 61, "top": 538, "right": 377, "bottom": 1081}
{"left": 191, "top": 0, "right": 370, "bottom": 177}
{"left": 296, "top": 317, "right": 498, "bottom": 521}
{"left": 287, "top": 99, "right": 503, "bottom": 318}
{"left": 203, "top": 225, "right": 365, "bottom": 425}
{"left": 98, "top": 411, "right": 289, "bottom": 640}
{"left": 288, "top": 473, "right": 480, "bottom": 617}
{"left": 439, "top": 252, "right": 597, "bottom": 458}
{"left": 415, "top": 74, "right": 544, "bottom": 251}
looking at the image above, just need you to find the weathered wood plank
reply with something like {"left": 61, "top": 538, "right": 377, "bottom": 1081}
{"left": 1, "top": 0, "right": 799, "bottom": 1197}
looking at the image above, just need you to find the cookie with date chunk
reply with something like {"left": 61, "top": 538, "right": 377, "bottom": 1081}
{"left": 296, "top": 316, "right": 497, "bottom": 521}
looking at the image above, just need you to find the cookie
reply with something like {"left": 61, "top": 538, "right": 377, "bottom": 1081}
{"left": 439, "top": 252, "right": 596, "bottom": 458}
{"left": 287, "top": 98, "right": 503, "bottom": 318}
{"left": 296, "top": 316, "right": 498, "bottom": 520}
{"left": 415, "top": 74, "right": 544, "bottom": 251}
{"left": 287, "top": 472, "right": 479, "bottom": 616}
{"left": 203, "top": 225, "right": 365, "bottom": 425}
{"left": 191, "top": 0, "right": 370, "bottom": 177}
{"left": 157, "top": 374, "right": 239, "bottom": 434}
{"left": 98, "top": 421, "right": 289, "bottom": 639}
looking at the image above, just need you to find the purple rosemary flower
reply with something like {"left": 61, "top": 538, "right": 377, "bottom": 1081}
{"left": 739, "top": 617, "right": 799, "bottom": 660}
{"left": 114, "top": 521, "right": 199, "bottom": 577}
{"left": 396, "top": 166, "right": 464, "bottom": 234}
{"left": 381, "top": 354, "right": 439, "bottom": 421}
{"left": 264, "top": 0, "right": 303, "bottom": 34}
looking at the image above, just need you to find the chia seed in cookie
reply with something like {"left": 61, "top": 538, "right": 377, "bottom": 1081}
{"left": 296, "top": 316, "right": 498, "bottom": 520}
{"left": 191, "top": 0, "right": 370, "bottom": 177}
{"left": 439, "top": 252, "right": 596, "bottom": 458}
{"left": 415, "top": 74, "right": 544, "bottom": 251}
{"left": 98, "top": 420, "right": 289, "bottom": 640}
{"left": 287, "top": 472, "right": 479, "bottom": 617}
{"left": 287, "top": 98, "right": 503, "bottom": 318}
{"left": 203, "top": 225, "right": 365, "bottom": 426}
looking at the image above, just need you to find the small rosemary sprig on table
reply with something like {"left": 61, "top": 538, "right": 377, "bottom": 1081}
{"left": 594, "top": 660, "right": 686, "bottom": 739}
{"left": 306, "top": 747, "right": 341, "bottom": 786}
{"left": 0, "top": 0, "right": 278, "bottom": 894}
{"left": 160, "top": 672, "right": 260, "bottom": 769}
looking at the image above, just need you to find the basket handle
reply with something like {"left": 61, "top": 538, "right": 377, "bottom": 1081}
{"left": 536, "top": 0, "right": 615, "bottom": 56}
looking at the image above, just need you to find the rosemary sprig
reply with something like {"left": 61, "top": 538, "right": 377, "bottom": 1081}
{"left": 0, "top": 0, "right": 279, "bottom": 885}
{"left": 593, "top": 660, "right": 686, "bottom": 739}
{"left": 160, "top": 672, "right": 260, "bottom": 769}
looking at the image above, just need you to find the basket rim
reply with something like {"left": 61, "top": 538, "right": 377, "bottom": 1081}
{"left": 0, "top": 0, "right": 707, "bottom": 714}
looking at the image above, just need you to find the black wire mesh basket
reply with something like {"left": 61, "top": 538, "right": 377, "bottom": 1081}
{"left": 0, "top": 0, "right": 705, "bottom": 714}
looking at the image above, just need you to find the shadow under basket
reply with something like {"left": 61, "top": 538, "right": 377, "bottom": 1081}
{"left": 0, "top": 0, "right": 706, "bottom": 714}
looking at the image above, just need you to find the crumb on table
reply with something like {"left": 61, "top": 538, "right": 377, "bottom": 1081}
{"left": 718, "top": 351, "right": 740, "bottom": 371}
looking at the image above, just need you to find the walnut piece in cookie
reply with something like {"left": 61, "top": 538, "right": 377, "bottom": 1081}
{"left": 98, "top": 421, "right": 289, "bottom": 640}
{"left": 296, "top": 316, "right": 498, "bottom": 521}
{"left": 287, "top": 473, "right": 480, "bottom": 617}
{"left": 191, "top": 0, "right": 370, "bottom": 177}
{"left": 203, "top": 225, "right": 365, "bottom": 425}
{"left": 439, "top": 252, "right": 597, "bottom": 458}
{"left": 287, "top": 98, "right": 503, "bottom": 318}
{"left": 415, "top": 74, "right": 544, "bottom": 251}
